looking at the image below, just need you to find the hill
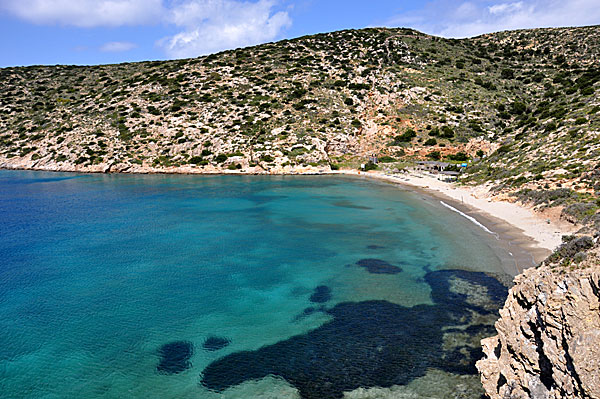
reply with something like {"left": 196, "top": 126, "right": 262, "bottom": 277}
{"left": 0, "top": 25, "right": 598, "bottom": 223}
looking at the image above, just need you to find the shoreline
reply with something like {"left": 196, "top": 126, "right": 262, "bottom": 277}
{"left": 335, "top": 170, "right": 579, "bottom": 273}
{"left": 1, "top": 166, "right": 578, "bottom": 274}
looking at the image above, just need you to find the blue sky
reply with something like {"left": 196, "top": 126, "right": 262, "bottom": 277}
{"left": 0, "top": 0, "right": 598, "bottom": 67}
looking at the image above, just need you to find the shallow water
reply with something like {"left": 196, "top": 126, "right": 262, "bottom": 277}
{"left": 0, "top": 171, "right": 511, "bottom": 398}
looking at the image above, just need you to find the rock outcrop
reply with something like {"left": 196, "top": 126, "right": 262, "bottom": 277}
{"left": 477, "top": 239, "right": 600, "bottom": 399}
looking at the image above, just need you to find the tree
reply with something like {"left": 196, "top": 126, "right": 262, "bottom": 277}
{"left": 501, "top": 68, "right": 514, "bottom": 79}
{"left": 427, "top": 151, "right": 441, "bottom": 161}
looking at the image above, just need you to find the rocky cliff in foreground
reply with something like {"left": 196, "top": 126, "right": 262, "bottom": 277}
{"left": 477, "top": 237, "right": 600, "bottom": 399}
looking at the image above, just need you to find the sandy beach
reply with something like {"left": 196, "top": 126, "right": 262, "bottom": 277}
{"left": 336, "top": 169, "right": 579, "bottom": 270}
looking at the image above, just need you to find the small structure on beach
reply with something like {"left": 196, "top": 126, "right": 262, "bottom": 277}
{"left": 416, "top": 161, "right": 450, "bottom": 172}
{"left": 439, "top": 170, "right": 460, "bottom": 182}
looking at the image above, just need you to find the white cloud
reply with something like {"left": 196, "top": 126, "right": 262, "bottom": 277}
{"left": 0, "top": 0, "right": 163, "bottom": 27}
{"left": 384, "top": 0, "right": 600, "bottom": 38}
{"left": 159, "top": 0, "right": 291, "bottom": 58}
{"left": 488, "top": 2, "right": 523, "bottom": 15}
{"left": 1, "top": 0, "right": 292, "bottom": 59}
{"left": 100, "top": 41, "right": 138, "bottom": 52}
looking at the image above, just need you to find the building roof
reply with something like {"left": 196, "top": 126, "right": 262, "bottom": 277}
{"left": 416, "top": 161, "right": 450, "bottom": 167}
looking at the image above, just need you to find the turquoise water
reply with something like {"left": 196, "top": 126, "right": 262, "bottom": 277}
{"left": 0, "top": 171, "right": 510, "bottom": 398}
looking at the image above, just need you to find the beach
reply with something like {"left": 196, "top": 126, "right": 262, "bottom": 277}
{"left": 336, "top": 169, "right": 579, "bottom": 271}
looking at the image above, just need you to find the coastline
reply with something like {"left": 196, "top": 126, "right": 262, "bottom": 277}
{"left": 334, "top": 170, "right": 579, "bottom": 273}
{"left": 1, "top": 165, "right": 578, "bottom": 274}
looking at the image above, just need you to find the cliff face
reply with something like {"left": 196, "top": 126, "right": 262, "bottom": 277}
{"left": 477, "top": 240, "right": 600, "bottom": 399}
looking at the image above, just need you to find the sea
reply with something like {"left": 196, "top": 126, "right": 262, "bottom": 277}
{"left": 0, "top": 170, "right": 518, "bottom": 398}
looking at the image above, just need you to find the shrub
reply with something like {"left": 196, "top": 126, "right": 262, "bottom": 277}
{"left": 496, "top": 144, "right": 512, "bottom": 154}
{"left": 561, "top": 202, "right": 598, "bottom": 223}
{"left": 364, "top": 161, "right": 378, "bottom": 171}
{"left": 189, "top": 156, "right": 203, "bottom": 164}
{"left": 501, "top": 68, "right": 514, "bottom": 79}
{"left": 424, "top": 138, "right": 437, "bottom": 146}
{"left": 447, "top": 152, "right": 468, "bottom": 162}
{"left": 548, "top": 236, "right": 594, "bottom": 264}
{"left": 392, "top": 128, "right": 417, "bottom": 144}
{"left": 510, "top": 101, "right": 527, "bottom": 115}
{"left": 427, "top": 151, "right": 441, "bottom": 161}
{"left": 215, "top": 154, "right": 228, "bottom": 163}
{"left": 440, "top": 126, "right": 454, "bottom": 138}
{"left": 515, "top": 188, "right": 577, "bottom": 206}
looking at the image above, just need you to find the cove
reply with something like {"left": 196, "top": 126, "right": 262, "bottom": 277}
{"left": 0, "top": 170, "right": 517, "bottom": 398}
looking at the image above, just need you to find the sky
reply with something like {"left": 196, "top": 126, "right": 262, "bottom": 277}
{"left": 0, "top": 0, "right": 599, "bottom": 67}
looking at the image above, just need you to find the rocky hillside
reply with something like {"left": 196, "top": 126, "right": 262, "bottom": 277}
{"left": 0, "top": 25, "right": 598, "bottom": 215}
{"left": 477, "top": 236, "right": 600, "bottom": 399}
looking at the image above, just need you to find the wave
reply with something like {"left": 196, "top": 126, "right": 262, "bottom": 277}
{"left": 440, "top": 201, "right": 499, "bottom": 239}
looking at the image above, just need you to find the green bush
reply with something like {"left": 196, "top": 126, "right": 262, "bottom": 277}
{"left": 501, "top": 68, "right": 514, "bottom": 79}
{"left": 215, "top": 154, "right": 228, "bottom": 163}
{"left": 440, "top": 126, "right": 454, "bottom": 138}
{"left": 364, "top": 161, "right": 378, "bottom": 171}
{"left": 496, "top": 144, "right": 512, "bottom": 154}
{"left": 427, "top": 151, "right": 441, "bottom": 161}
{"left": 392, "top": 129, "right": 417, "bottom": 144}
{"left": 447, "top": 152, "right": 468, "bottom": 161}
{"left": 510, "top": 101, "right": 527, "bottom": 115}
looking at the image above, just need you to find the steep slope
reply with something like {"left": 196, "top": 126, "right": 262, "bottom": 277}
{"left": 477, "top": 236, "right": 600, "bottom": 399}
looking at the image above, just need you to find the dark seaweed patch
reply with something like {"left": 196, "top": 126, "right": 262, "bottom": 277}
{"left": 309, "top": 285, "right": 332, "bottom": 303}
{"left": 157, "top": 341, "right": 193, "bottom": 374}
{"left": 293, "top": 306, "right": 328, "bottom": 322}
{"left": 356, "top": 258, "right": 402, "bottom": 274}
{"left": 366, "top": 245, "right": 385, "bottom": 250}
{"left": 303, "top": 307, "right": 316, "bottom": 315}
{"left": 203, "top": 336, "right": 231, "bottom": 352}
{"left": 200, "top": 270, "right": 509, "bottom": 398}
{"left": 332, "top": 200, "right": 372, "bottom": 210}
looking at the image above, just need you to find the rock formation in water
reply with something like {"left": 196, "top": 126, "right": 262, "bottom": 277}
{"left": 477, "top": 237, "right": 600, "bottom": 399}
{"left": 156, "top": 340, "right": 194, "bottom": 374}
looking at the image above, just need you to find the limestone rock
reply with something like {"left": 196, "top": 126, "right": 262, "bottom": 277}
{"left": 477, "top": 241, "right": 600, "bottom": 399}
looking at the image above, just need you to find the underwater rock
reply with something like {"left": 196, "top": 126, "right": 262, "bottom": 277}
{"left": 157, "top": 341, "right": 193, "bottom": 374}
{"left": 355, "top": 258, "right": 402, "bottom": 274}
{"left": 366, "top": 245, "right": 385, "bottom": 250}
{"left": 309, "top": 285, "right": 332, "bottom": 303}
{"left": 203, "top": 336, "right": 231, "bottom": 351}
{"left": 200, "top": 270, "right": 508, "bottom": 398}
